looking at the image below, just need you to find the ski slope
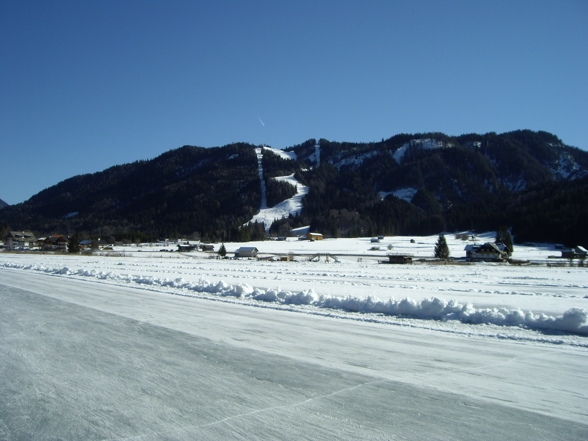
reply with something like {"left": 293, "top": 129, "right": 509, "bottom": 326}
{"left": 247, "top": 146, "right": 307, "bottom": 231}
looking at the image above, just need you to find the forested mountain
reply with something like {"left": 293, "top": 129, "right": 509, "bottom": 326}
{"left": 2, "top": 143, "right": 263, "bottom": 242}
{"left": 2, "top": 130, "right": 587, "bottom": 245}
{"left": 286, "top": 130, "right": 588, "bottom": 245}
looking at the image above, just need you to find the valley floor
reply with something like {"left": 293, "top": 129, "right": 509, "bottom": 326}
{"left": 1, "top": 234, "right": 587, "bottom": 439}
{"left": 1, "top": 271, "right": 587, "bottom": 440}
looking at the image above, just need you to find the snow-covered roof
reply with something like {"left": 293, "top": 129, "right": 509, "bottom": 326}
{"left": 236, "top": 247, "right": 258, "bottom": 253}
{"left": 291, "top": 226, "right": 310, "bottom": 235}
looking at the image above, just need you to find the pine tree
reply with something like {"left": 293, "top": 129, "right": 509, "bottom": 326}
{"left": 434, "top": 233, "right": 450, "bottom": 260}
{"left": 239, "top": 225, "right": 251, "bottom": 242}
{"left": 0, "top": 222, "right": 10, "bottom": 241}
{"left": 68, "top": 233, "right": 80, "bottom": 254}
{"left": 329, "top": 218, "right": 339, "bottom": 238}
{"left": 218, "top": 243, "right": 227, "bottom": 257}
{"left": 496, "top": 226, "right": 514, "bottom": 256}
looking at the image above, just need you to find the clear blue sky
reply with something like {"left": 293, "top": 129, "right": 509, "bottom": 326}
{"left": 1, "top": 0, "right": 587, "bottom": 205}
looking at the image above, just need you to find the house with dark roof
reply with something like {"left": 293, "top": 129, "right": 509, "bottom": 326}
{"left": 465, "top": 242, "right": 508, "bottom": 262}
{"left": 561, "top": 246, "right": 588, "bottom": 259}
{"left": 41, "top": 234, "right": 68, "bottom": 251}
{"left": 5, "top": 231, "right": 37, "bottom": 250}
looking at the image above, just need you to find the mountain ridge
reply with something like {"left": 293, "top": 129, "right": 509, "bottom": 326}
{"left": 2, "top": 130, "right": 587, "bottom": 245}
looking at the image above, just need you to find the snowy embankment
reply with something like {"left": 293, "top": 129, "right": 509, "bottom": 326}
{"left": 4, "top": 259, "right": 587, "bottom": 337}
{"left": 2, "top": 232, "right": 588, "bottom": 343}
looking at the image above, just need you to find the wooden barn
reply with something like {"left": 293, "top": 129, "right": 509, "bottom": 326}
{"left": 235, "top": 247, "right": 259, "bottom": 258}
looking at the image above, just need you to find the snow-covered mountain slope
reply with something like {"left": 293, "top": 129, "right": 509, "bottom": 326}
{"left": 247, "top": 174, "right": 308, "bottom": 231}
{"left": 247, "top": 147, "right": 307, "bottom": 230}
{"left": 553, "top": 148, "right": 582, "bottom": 179}
{"left": 392, "top": 138, "right": 452, "bottom": 164}
{"left": 255, "top": 148, "right": 268, "bottom": 209}
{"left": 379, "top": 187, "right": 419, "bottom": 203}
{"left": 262, "top": 145, "right": 296, "bottom": 161}
{"left": 334, "top": 150, "right": 379, "bottom": 169}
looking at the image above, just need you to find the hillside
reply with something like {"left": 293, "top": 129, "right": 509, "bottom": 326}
{"left": 1, "top": 143, "right": 264, "bottom": 242}
{"left": 287, "top": 130, "right": 588, "bottom": 244}
{"left": 1, "top": 130, "right": 587, "bottom": 245}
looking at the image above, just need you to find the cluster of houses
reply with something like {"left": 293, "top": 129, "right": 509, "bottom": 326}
{"left": 177, "top": 243, "right": 215, "bottom": 252}
{"left": 463, "top": 242, "right": 586, "bottom": 262}
{"left": 3, "top": 231, "right": 111, "bottom": 252}
{"left": 4, "top": 231, "right": 68, "bottom": 252}
{"left": 382, "top": 240, "right": 513, "bottom": 264}
{"left": 3, "top": 230, "right": 587, "bottom": 264}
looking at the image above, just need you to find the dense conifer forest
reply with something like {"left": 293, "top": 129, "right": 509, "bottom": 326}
{"left": 1, "top": 130, "right": 587, "bottom": 246}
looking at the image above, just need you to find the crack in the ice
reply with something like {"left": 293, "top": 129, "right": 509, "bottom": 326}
{"left": 103, "top": 378, "right": 383, "bottom": 440}
{"left": 201, "top": 378, "right": 383, "bottom": 427}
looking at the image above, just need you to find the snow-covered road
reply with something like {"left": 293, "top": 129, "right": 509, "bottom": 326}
{"left": 1, "top": 270, "right": 587, "bottom": 440}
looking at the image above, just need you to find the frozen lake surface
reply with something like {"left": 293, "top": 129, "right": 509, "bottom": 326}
{"left": 1, "top": 234, "right": 587, "bottom": 439}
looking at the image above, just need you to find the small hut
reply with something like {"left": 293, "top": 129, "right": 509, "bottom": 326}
{"left": 382, "top": 254, "right": 413, "bottom": 264}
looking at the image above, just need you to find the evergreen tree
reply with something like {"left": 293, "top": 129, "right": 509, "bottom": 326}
{"left": 239, "top": 225, "right": 252, "bottom": 242}
{"left": 330, "top": 219, "right": 340, "bottom": 239}
{"left": 1, "top": 222, "right": 10, "bottom": 241}
{"left": 434, "top": 233, "right": 450, "bottom": 260}
{"left": 68, "top": 233, "right": 80, "bottom": 253}
{"left": 496, "top": 226, "right": 514, "bottom": 256}
{"left": 218, "top": 243, "right": 227, "bottom": 257}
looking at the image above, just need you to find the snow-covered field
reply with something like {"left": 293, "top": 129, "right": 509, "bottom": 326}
{"left": 1, "top": 233, "right": 588, "bottom": 439}
{"left": 2, "top": 233, "right": 587, "bottom": 342}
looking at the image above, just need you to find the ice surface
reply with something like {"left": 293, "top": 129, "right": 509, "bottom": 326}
{"left": 2, "top": 231, "right": 588, "bottom": 439}
{"left": 1, "top": 269, "right": 587, "bottom": 440}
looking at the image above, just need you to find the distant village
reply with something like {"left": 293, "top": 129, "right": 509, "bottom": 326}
{"left": 3, "top": 229, "right": 587, "bottom": 265}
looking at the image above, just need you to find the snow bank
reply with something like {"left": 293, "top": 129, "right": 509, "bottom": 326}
{"left": 3, "top": 261, "right": 587, "bottom": 336}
